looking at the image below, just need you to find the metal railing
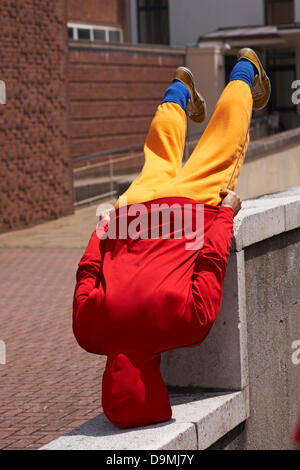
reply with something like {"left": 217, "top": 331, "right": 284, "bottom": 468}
{"left": 73, "top": 132, "right": 203, "bottom": 205}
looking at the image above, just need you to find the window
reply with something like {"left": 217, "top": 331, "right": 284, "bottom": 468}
{"left": 137, "top": 0, "right": 170, "bottom": 45}
{"left": 265, "top": 0, "right": 294, "bottom": 25}
{"left": 67, "top": 23, "right": 123, "bottom": 43}
{"left": 77, "top": 28, "right": 91, "bottom": 40}
{"left": 68, "top": 27, "right": 74, "bottom": 39}
{"left": 109, "top": 30, "right": 121, "bottom": 42}
{"left": 94, "top": 29, "right": 106, "bottom": 41}
{"left": 267, "top": 50, "right": 296, "bottom": 111}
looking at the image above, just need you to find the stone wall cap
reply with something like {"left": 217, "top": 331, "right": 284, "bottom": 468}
{"left": 247, "top": 127, "right": 300, "bottom": 160}
{"left": 39, "top": 389, "right": 249, "bottom": 450}
{"left": 69, "top": 40, "right": 186, "bottom": 56}
{"left": 232, "top": 187, "right": 300, "bottom": 251}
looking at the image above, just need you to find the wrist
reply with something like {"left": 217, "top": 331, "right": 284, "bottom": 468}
{"left": 220, "top": 205, "right": 235, "bottom": 217}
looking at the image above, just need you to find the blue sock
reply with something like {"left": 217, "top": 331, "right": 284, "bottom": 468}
{"left": 229, "top": 59, "right": 258, "bottom": 88}
{"left": 161, "top": 79, "right": 191, "bottom": 110}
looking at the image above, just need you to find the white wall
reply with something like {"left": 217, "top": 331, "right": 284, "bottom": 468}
{"left": 169, "top": 0, "right": 265, "bottom": 46}
{"left": 295, "top": 0, "right": 300, "bottom": 22}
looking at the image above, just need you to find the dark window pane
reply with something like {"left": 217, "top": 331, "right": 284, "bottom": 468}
{"left": 267, "top": 50, "right": 296, "bottom": 110}
{"left": 94, "top": 29, "right": 106, "bottom": 41}
{"left": 108, "top": 30, "right": 121, "bottom": 42}
{"left": 271, "top": 68, "right": 295, "bottom": 107}
{"left": 68, "top": 27, "right": 74, "bottom": 39}
{"left": 225, "top": 55, "right": 237, "bottom": 84}
{"left": 137, "top": 0, "right": 169, "bottom": 45}
{"left": 138, "top": 0, "right": 168, "bottom": 8}
{"left": 77, "top": 28, "right": 91, "bottom": 40}
{"left": 265, "top": 0, "right": 294, "bottom": 25}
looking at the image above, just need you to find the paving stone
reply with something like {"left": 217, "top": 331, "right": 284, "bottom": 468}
{"left": 0, "top": 248, "right": 105, "bottom": 450}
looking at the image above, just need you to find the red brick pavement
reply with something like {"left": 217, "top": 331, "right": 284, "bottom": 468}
{"left": 0, "top": 247, "right": 106, "bottom": 450}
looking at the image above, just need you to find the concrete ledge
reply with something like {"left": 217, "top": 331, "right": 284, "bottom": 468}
{"left": 246, "top": 127, "right": 300, "bottom": 160}
{"left": 161, "top": 251, "right": 248, "bottom": 390}
{"left": 69, "top": 40, "right": 186, "bottom": 56}
{"left": 40, "top": 389, "right": 249, "bottom": 450}
{"left": 115, "top": 184, "right": 300, "bottom": 253}
{"left": 232, "top": 187, "right": 300, "bottom": 251}
{"left": 162, "top": 188, "right": 300, "bottom": 393}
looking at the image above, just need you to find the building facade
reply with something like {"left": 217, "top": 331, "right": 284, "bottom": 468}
{"left": 2, "top": 1, "right": 300, "bottom": 230}
{"left": 0, "top": 0, "right": 73, "bottom": 232}
{"left": 67, "top": 0, "right": 130, "bottom": 43}
{"left": 66, "top": 0, "right": 185, "bottom": 172}
{"left": 129, "top": 0, "right": 300, "bottom": 47}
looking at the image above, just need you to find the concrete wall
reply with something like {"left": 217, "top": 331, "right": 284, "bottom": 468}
{"left": 169, "top": 0, "right": 264, "bottom": 46}
{"left": 244, "top": 228, "right": 299, "bottom": 449}
{"left": 162, "top": 189, "right": 300, "bottom": 450}
{"left": 211, "top": 227, "right": 300, "bottom": 449}
{"left": 236, "top": 133, "right": 300, "bottom": 200}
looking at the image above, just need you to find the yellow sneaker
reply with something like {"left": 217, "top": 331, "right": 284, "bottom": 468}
{"left": 237, "top": 48, "right": 271, "bottom": 110}
{"left": 174, "top": 66, "right": 206, "bottom": 123}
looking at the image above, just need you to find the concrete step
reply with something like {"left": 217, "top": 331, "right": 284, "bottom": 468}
{"left": 40, "top": 389, "right": 249, "bottom": 450}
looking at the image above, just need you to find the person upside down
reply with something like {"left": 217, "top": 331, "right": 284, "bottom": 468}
{"left": 72, "top": 48, "right": 271, "bottom": 429}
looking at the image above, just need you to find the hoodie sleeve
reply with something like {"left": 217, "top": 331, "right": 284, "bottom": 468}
{"left": 72, "top": 229, "right": 104, "bottom": 354}
{"left": 74, "top": 230, "right": 102, "bottom": 304}
{"left": 191, "top": 206, "right": 234, "bottom": 330}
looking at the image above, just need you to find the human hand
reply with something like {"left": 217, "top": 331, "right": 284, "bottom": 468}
{"left": 219, "top": 189, "right": 242, "bottom": 216}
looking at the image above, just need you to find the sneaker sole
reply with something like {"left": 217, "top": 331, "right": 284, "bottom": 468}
{"left": 175, "top": 66, "right": 206, "bottom": 122}
{"left": 237, "top": 48, "right": 271, "bottom": 110}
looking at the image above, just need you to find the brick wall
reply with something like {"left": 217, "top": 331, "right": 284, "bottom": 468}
{"left": 0, "top": 0, "right": 73, "bottom": 232}
{"left": 69, "top": 42, "right": 185, "bottom": 166}
{"left": 67, "top": 0, "right": 124, "bottom": 26}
